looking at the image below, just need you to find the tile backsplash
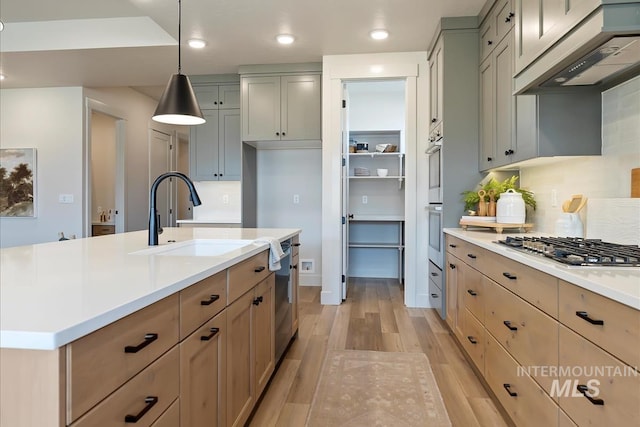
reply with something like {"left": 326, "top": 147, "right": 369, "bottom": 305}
{"left": 520, "top": 76, "right": 640, "bottom": 239}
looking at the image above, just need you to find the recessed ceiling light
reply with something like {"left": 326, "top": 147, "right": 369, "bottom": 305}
{"left": 276, "top": 34, "right": 295, "bottom": 45}
{"left": 0, "top": 21, "right": 4, "bottom": 32}
{"left": 370, "top": 29, "right": 389, "bottom": 40}
{"left": 187, "top": 39, "right": 207, "bottom": 49}
{"left": 0, "top": 74, "right": 5, "bottom": 80}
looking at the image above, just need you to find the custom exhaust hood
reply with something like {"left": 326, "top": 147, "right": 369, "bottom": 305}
{"left": 515, "top": 3, "right": 640, "bottom": 93}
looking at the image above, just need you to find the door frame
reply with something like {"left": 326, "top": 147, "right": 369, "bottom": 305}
{"left": 321, "top": 52, "right": 429, "bottom": 307}
{"left": 83, "top": 98, "right": 127, "bottom": 237}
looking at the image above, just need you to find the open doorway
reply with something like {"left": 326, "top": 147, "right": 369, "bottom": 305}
{"left": 85, "top": 99, "right": 125, "bottom": 237}
{"left": 341, "top": 80, "right": 407, "bottom": 300}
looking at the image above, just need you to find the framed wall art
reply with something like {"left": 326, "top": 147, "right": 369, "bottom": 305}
{"left": 0, "top": 148, "right": 37, "bottom": 217}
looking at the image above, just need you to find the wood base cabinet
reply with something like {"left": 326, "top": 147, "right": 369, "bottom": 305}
{"left": 444, "top": 234, "right": 640, "bottom": 426}
{"left": 227, "top": 273, "right": 275, "bottom": 427}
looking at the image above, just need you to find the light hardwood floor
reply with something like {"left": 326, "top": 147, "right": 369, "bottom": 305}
{"left": 248, "top": 278, "right": 512, "bottom": 427}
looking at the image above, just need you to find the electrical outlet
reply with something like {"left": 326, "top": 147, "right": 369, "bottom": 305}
{"left": 222, "top": 194, "right": 229, "bottom": 204}
{"left": 293, "top": 194, "right": 300, "bottom": 204}
{"left": 58, "top": 194, "right": 74, "bottom": 204}
{"left": 362, "top": 195, "right": 368, "bottom": 204}
{"left": 551, "top": 189, "right": 557, "bottom": 207}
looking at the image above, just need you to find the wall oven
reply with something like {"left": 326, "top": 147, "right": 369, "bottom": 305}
{"left": 426, "top": 131, "right": 443, "bottom": 204}
{"left": 426, "top": 127, "right": 445, "bottom": 318}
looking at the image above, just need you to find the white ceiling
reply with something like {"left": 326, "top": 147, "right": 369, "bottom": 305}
{"left": 0, "top": 0, "right": 485, "bottom": 99}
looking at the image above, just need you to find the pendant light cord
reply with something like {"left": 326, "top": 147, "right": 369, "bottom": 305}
{"left": 178, "top": 0, "right": 182, "bottom": 74}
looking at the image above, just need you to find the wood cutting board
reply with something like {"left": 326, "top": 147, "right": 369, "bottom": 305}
{"left": 632, "top": 168, "right": 640, "bottom": 198}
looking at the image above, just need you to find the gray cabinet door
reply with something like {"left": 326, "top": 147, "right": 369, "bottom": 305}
{"left": 218, "top": 84, "right": 241, "bottom": 109}
{"left": 241, "top": 76, "right": 281, "bottom": 141}
{"left": 494, "top": 33, "right": 515, "bottom": 166}
{"left": 190, "top": 110, "right": 220, "bottom": 181}
{"left": 280, "top": 75, "right": 321, "bottom": 140}
{"left": 219, "top": 109, "right": 241, "bottom": 181}
{"left": 479, "top": 56, "right": 495, "bottom": 172}
{"left": 194, "top": 85, "right": 220, "bottom": 109}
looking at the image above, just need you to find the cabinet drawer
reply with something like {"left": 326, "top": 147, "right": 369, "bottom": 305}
{"left": 485, "top": 334, "right": 559, "bottom": 427}
{"left": 484, "top": 277, "right": 558, "bottom": 394}
{"left": 558, "top": 325, "right": 640, "bottom": 426}
{"left": 92, "top": 224, "right": 115, "bottom": 236}
{"left": 180, "top": 270, "right": 227, "bottom": 339}
{"left": 462, "top": 309, "right": 485, "bottom": 374}
{"left": 445, "top": 235, "right": 466, "bottom": 259}
{"left": 463, "top": 266, "right": 484, "bottom": 323}
{"left": 228, "top": 250, "right": 270, "bottom": 303}
{"left": 483, "top": 251, "right": 558, "bottom": 318}
{"left": 151, "top": 398, "right": 180, "bottom": 427}
{"left": 428, "top": 260, "right": 443, "bottom": 290}
{"left": 67, "top": 294, "right": 180, "bottom": 421}
{"left": 428, "top": 277, "right": 442, "bottom": 311}
{"left": 480, "top": 18, "right": 495, "bottom": 61}
{"left": 559, "top": 280, "right": 640, "bottom": 369}
{"left": 71, "top": 346, "right": 180, "bottom": 427}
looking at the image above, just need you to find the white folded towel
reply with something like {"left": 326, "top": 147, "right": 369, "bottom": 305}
{"left": 255, "top": 237, "right": 285, "bottom": 271}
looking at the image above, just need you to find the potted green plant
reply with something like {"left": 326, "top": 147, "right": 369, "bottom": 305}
{"left": 462, "top": 176, "right": 536, "bottom": 212}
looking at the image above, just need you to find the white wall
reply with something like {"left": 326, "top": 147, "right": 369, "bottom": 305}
{"left": 257, "top": 148, "right": 322, "bottom": 286}
{"left": 348, "top": 80, "right": 406, "bottom": 132}
{"left": 0, "top": 87, "right": 84, "bottom": 247}
{"left": 192, "top": 181, "right": 242, "bottom": 222}
{"left": 520, "top": 76, "right": 640, "bottom": 234}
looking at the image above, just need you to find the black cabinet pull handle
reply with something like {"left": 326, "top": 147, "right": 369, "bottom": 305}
{"left": 467, "top": 289, "right": 477, "bottom": 296}
{"left": 254, "top": 266, "right": 266, "bottom": 273}
{"left": 467, "top": 336, "right": 477, "bottom": 344}
{"left": 430, "top": 272, "right": 438, "bottom": 277}
{"left": 282, "top": 132, "right": 286, "bottom": 136}
{"left": 503, "top": 272, "right": 517, "bottom": 280}
{"left": 576, "top": 384, "right": 604, "bottom": 405}
{"left": 504, "top": 149, "right": 515, "bottom": 155}
{"left": 576, "top": 311, "right": 604, "bottom": 325}
{"left": 431, "top": 293, "right": 439, "bottom": 298}
{"left": 124, "top": 333, "right": 158, "bottom": 353}
{"left": 487, "top": 40, "right": 493, "bottom": 45}
{"left": 293, "top": 243, "right": 301, "bottom": 247}
{"left": 252, "top": 296, "right": 264, "bottom": 306}
{"left": 293, "top": 264, "right": 298, "bottom": 269}
{"left": 448, "top": 244, "right": 457, "bottom": 248}
{"left": 213, "top": 173, "right": 218, "bottom": 177}
{"left": 487, "top": 157, "right": 493, "bottom": 161}
{"left": 213, "top": 101, "right": 218, "bottom": 105}
{"left": 219, "top": 101, "right": 223, "bottom": 105}
{"left": 449, "top": 263, "right": 456, "bottom": 269}
{"left": 201, "top": 327, "right": 220, "bottom": 341}
{"left": 219, "top": 173, "right": 223, "bottom": 177}
{"left": 200, "top": 294, "right": 220, "bottom": 306}
{"left": 467, "top": 253, "right": 477, "bottom": 259}
{"left": 505, "top": 12, "right": 515, "bottom": 23}
{"left": 125, "top": 396, "right": 158, "bottom": 422}
{"left": 276, "top": 132, "right": 280, "bottom": 136}
{"left": 431, "top": 118, "right": 437, "bottom": 123}
{"left": 503, "top": 321, "right": 518, "bottom": 331}
{"left": 503, "top": 384, "right": 517, "bottom": 397}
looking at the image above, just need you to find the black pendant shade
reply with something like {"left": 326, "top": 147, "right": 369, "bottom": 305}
{"left": 152, "top": 73, "right": 205, "bottom": 125}
{"left": 152, "top": 0, "right": 205, "bottom": 126}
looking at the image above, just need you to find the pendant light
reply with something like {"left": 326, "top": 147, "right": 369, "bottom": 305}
{"left": 152, "top": 0, "right": 205, "bottom": 125}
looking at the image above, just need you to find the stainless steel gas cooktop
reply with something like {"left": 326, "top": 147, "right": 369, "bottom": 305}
{"left": 497, "top": 236, "right": 640, "bottom": 267}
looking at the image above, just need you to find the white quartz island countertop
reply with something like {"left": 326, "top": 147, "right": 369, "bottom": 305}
{"left": 0, "top": 227, "right": 300, "bottom": 350}
{"left": 444, "top": 228, "right": 640, "bottom": 311}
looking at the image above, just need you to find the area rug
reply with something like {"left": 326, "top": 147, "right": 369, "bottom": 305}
{"left": 305, "top": 350, "right": 452, "bottom": 427}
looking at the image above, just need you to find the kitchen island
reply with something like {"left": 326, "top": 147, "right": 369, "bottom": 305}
{"left": 0, "top": 227, "right": 300, "bottom": 427}
{"left": 443, "top": 228, "right": 640, "bottom": 427}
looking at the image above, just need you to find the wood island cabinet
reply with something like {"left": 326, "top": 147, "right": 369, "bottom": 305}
{"left": 445, "top": 233, "right": 640, "bottom": 427}
{"left": 0, "top": 240, "right": 298, "bottom": 427}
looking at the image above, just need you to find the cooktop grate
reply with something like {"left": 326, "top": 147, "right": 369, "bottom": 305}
{"left": 497, "top": 236, "right": 640, "bottom": 267}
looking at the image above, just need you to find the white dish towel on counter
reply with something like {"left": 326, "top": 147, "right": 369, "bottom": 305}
{"left": 255, "top": 237, "right": 285, "bottom": 271}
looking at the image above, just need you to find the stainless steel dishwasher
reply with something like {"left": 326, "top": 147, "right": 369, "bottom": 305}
{"left": 274, "top": 239, "right": 293, "bottom": 362}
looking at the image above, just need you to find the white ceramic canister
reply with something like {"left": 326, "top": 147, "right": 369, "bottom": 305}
{"left": 496, "top": 189, "right": 526, "bottom": 224}
{"left": 554, "top": 213, "right": 584, "bottom": 237}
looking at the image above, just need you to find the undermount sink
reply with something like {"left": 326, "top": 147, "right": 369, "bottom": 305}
{"left": 130, "top": 239, "right": 258, "bottom": 257}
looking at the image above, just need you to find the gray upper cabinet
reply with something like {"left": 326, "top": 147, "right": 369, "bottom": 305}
{"left": 194, "top": 84, "right": 241, "bottom": 109}
{"left": 190, "top": 109, "right": 241, "bottom": 181}
{"left": 514, "top": 0, "right": 600, "bottom": 75}
{"left": 428, "top": 39, "right": 443, "bottom": 132}
{"left": 241, "top": 74, "right": 321, "bottom": 141}
{"left": 479, "top": 0, "right": 515, "bottom": 171}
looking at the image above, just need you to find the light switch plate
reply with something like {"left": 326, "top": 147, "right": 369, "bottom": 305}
{"left": 58, "top": 194, "right": 74, "bottom": 204}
